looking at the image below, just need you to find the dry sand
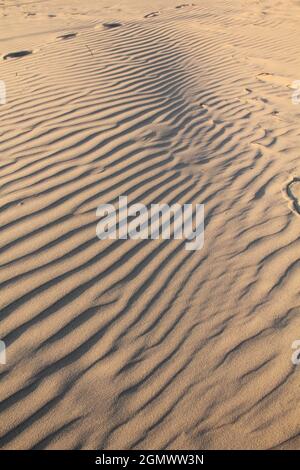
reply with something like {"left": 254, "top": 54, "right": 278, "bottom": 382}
{"left": 1, "top": 0, "right": 300, "bottom": 450}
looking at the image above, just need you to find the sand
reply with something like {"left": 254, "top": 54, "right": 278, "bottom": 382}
{"left": 0, "top": 0, "right": 300, "bottom": 450}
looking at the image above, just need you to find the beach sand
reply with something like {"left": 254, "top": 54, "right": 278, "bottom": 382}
{"left": 0, "top": 0, "right": 300, "bottom": 449}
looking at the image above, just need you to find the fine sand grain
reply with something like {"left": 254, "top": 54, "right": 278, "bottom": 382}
{"left": 0, "top": 0, "right": 300, "bottom": 450}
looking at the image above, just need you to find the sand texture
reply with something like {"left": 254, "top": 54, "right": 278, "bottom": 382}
{"left": 1, "top": 0, "right": 300, "bottom": 450}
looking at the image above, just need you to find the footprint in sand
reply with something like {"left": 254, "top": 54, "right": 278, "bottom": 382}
{"left": 144, "top": 12, "right": 160, "bottom": 18}
{"left": 176, "top": 4, "right": 195, "bottom": 8}
{"left": 257, "top": 73, "right": 293, "bottom": 88}
{"left": 137, "top": 123, "right": 177, "bottom": 142}
{"left": 287, "top": 179, "right": 300, "bottom": 214}
{"left": 3, "top": 50, "right": 33, "bottom": 60}
{"left": 173, "top": 147, "right": 205, "bottom": 177}
{"left": 57, "top": 33, "right": 77, "bottom": 40}
{"left": 103, "top": 22, "right": 123, "bottom": 29}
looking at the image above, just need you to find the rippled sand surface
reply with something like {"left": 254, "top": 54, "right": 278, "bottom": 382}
{"left": 0, "top": 0, "right": 300, "bottom": 450}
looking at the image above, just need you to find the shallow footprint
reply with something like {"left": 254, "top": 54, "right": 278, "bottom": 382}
{"left": 103, "top": 22, "right": 123, "bottom": 29}
{"left": 57, "top": 33, "right": 77, "bottom": 40}
{"left": 144, "top": 12, "right": 160, "bottom": 18}
{"left": 176, "top": 3, "right": 195, "bottom": 8}
{"left": 3, "top": 50, "right": 33, "bottom": 60}
{"left": 257, "top": 73, "right": 292, "bottom": 88}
